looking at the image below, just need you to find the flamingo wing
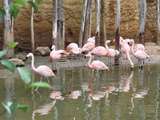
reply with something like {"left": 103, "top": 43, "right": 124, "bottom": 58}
{"left": 91, "top": 60, "right": 109, "bottom": 70}
{"left": 36, "top": 65, "right": 55, "bottom": 77}
{"left": 91, "top": 46, "right": 107, "bottom": 56}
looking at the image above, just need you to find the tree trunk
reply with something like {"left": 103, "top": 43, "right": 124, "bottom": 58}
{"left": 31, "top": 0, "right": 35, "bottom": 52}
{"left": 95, "top": 0, "right": 101, "bottom": 46}
{"left": 79, "top": 0, "right": 92, "bottom": 47}
{"left": 157, "top": 0, "right": 160, "bottom": 45}
{"left": 100, "top": 0, "right": 105, "bottom": 45}
{"left": 3, "top": 0, "right": 14, "bottom": 58}
{"left": 52, "top": 0, "right": 64, "bottom": 49}
{"left": 139, "top": 0, "right": 147, "bottom": 44}
{"left": 114, "top": 0, "right": 121, "bottom": 66}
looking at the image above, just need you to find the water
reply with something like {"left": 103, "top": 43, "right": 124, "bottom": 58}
{"left": 0, "top": 64, "right": 160, "bottom": 120}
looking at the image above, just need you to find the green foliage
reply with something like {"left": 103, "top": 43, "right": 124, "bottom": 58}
{"left": 17, "top": 67, "right": 32, "bottom": 84}
{"left": 0, "top": 60, "right": 16, "bottom": 72}
{"left": 28, "top": 1, "right": 38, "bottom": 12}
{"left": 16, "top": 104, "right": 29, "bottom": 112}
{"left": 10, "top": 4, "right": 20, "bottom": 18}
{"left": 14, "top": 0, "right": 28, "bottom": 6}
{"left": 10, "top": 0, "right": 28, "bottom": 18}
{"left": 2, "top": 101, "right": 15, "bottom": 114}
{"left": 0, "top": 50, "right": 7, "bottom": 59}
{"left": 2, "top": 101, "right": 29, "bottom": 114}
{"left": 28, "top": 0, "right": 43, "bottom": 12}
{"left": 0, "top": 7, "right": 5, "bottom": 17}
{"left": 8, "top": 41, "right": 18, "bottom": 49}
{"left": 30, "top": 82, "right": 51, "bottom": 89}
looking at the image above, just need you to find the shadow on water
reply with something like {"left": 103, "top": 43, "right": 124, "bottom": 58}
{"left": 0, "top": 64, "right": 160, "bottom": 120}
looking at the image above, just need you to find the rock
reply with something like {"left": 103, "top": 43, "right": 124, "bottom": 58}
{"left": 145, "top": 42, "right": 157, "bottom": 46}
{"left": 9, "top": 58, "right": 25, "bottom": 67}
{"left": 35, "top": 46, "right": 51, "bottom": 56}
{"left": 15, "top": 52, "right": 28, "bottom": 61}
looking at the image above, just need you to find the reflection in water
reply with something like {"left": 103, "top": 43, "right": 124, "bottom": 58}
{"left": 32, "top": 101, "right": 56, "bottom": 120}
{"left": 1, "top": 65, "right": 160, "bottom": 120}
{"left": 4, "top": 77, "right": 15, "bottom": 120}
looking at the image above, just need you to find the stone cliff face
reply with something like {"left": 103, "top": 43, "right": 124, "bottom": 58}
{"left": 0, "top": 0, "right": 158, "bottom": 50}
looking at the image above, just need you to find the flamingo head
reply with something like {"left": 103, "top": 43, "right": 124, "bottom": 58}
{"left": 85, "top": 52, "right": 93, "bottom": 58}
{"left": 87, "top": 36, "right": 95, "bottom": 43}
{"left": 126, "top": 39, "right": 134, "bottom": 46}
{"left": 51, "top": 45, "right": 56, "bottom": 51}
{"left": 26, "top": 53, "right": 33, "bottom": 58}
{"left": 115, "top": 50, "right": 120, "bottom": 56}
{"left": 105, "top": 40, "right": 111, "bottom": 45}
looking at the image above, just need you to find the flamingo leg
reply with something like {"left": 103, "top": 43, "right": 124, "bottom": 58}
{"left": 126, "top": 52, "right": 134, "bottom": 68}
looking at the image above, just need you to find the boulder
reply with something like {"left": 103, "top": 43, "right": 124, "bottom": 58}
{"left": 9, "top": 58, "right": 25, "bottom": 67}
{"left": 35, "top": 46, "right": 51, "bottom": 56}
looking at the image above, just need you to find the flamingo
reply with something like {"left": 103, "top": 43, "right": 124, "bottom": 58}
{"left": 81, "top": 37, "right": 95, "bottom": 53}
{"left": 87, "top": 36, "right": 96, "bottom": 43}
{"left": 126, "top": 39, "right": 145, "bottom": 51}
{"left": 66, "top": 43, "right": 81, "bottom": 55}
{"left": 89, "top": 46, "right": 108, "bottom": 56}
{"left": 86, "top": 53, "right": 109, "bottom": 70}
{"left": 119, "top": 37, "right": 134, "bottom": 68}
{"left": 50, "top": 45, "right": 68, "bottom": 61}
{"left": 104, "top": 40, "right": 120, "bottom": 65}
{"left": 130, "top": 41, "right": 150, "bottom": 67}
{"left": 27, "top": 53, "right": 55, "bottom": 78}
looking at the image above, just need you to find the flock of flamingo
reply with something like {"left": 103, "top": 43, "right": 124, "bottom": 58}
{"left": 27, "top": 36, "right": 150, "bottom": 79}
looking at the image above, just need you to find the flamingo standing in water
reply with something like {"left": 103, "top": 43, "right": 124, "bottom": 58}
{"left": 86, "top": 53, "right": 109, "bottom": 71}
{"left": 126, "top": 39, "right": 145, "bottom": 51}
{"left": 130, "top": 41, "right": 150, "bottom": 67}
{"left": 119, "top": 37, "right": 134, "bottom": 68}
{"left": 104, "top": 40, "right": 120, "bottom": 65}
{"left": 66, "top": 43, "right": 81, "bottom": 55}
{"left": 27, "top": 53, "right": 55, "bottom": 79}
{"left": 50, "top": 45, "right": 68, "bottom": 61}
{"left": 81, "top": 37, "right": 95, "bottom": 53}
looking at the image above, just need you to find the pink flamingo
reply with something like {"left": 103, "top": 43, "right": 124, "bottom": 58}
{"left": 104, "top": 40, "right": 120, "bottom": 57}
{"left": 120, "top": 37, "right": 134, "bottom": 68}
{"left": 50, "top": 45, "right": 68, "bottom": 61}
{"left": 89, "top": 46, "right": 108, "bottom": 56}
{"left": 126, "top": 39, "right": 145, "bottom": 51}
{"left": 66, "top": 43, "right": 81, "bottom": 55}
{"left": 131, "top": 41, "right": 150, "bottom": 67}
{"left": 27, "top": 53, "right": 55, "bottom": 78}
{"left": 87, "top": 36, "right": 95, "bottom": 43}
{"left": 81, "top": 37, "right": 95, "bottom": 53}
{"left": 86, "top": 53, "right": 109, "bottom": 70}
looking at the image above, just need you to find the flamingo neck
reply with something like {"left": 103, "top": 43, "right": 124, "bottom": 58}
{"left": 52, "top": 46, "right": 56, "bottom": 51}
{"left": 131, "top": 42, "right": 135, "bottom": 56}
{"left": 87, "top": 54, "right": 92, "bottom": 66}
{"left": 30, "top": 54, "right": 36, "bottom": 71}
{"left": 105, "top": 42, "right": 109, "bottom": 50}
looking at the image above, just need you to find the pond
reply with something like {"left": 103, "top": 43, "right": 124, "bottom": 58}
{"left": 0, "top": 64, "right": 160, "bottom": 120}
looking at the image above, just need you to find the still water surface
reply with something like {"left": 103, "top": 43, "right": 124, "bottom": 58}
{"left": 0, "top": 64, "right": 160, "bottom": 120}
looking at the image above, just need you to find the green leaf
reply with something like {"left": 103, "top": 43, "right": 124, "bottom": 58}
{"left": 17, "top": 104, "right": 29, "bottom": 112}
{"left": 15, "top": 0, "right": 27, "bottom": 6}
{"left": 2, "top": 102, "right": 29, "bottom": 114}
{"left": 17, "top": 67, "right": 32, "bottom": 84}
{"left": 8, "top": 42, "right": 18, "bottom": 49}
{"left": 2, "top": 101, "right": 16, "bottom": 114}
{"left": 0, "top": 7, "right": 5, "bottom": 17}
{"left": 10, "top": 4, "right": 20, "bottom": 18}
{"left": 0, "top": 50, "right": 7, "bottom": 58}
{"left": 28, "top": 1, "right": 38, "bottom": 12}
{"left": 30, "top": 82, "right": 51, "bottom": 89}
{"left": 0, "top": 60, "right": 16, "bottom": 72}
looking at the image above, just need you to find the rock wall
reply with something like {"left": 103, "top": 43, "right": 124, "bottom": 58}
{"left": 0, "top": 0, "right": 158, "bottom": 50}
